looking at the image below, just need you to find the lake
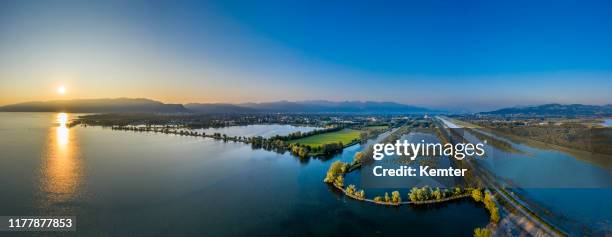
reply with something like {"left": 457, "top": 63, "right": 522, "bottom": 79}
{"left": 0, "top": 113, "right": 489, "bottom": 236}
{"left": 192, "top": 124, "right": 321, "bottom": 138}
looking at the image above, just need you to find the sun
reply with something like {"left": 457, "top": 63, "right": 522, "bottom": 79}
{"left": 57, "top": 86, "right": 67, "bottom": 95}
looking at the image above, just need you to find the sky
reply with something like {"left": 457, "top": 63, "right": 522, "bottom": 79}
{"left": 1, "top": 0, "right": 611, "bottom": 112}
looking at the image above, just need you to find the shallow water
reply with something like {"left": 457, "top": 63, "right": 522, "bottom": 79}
{"left": 461, "top": 126, "right": 612, "bottom": 235}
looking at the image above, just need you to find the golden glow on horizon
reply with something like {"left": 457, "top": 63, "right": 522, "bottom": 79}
{"left": 57, "top": 86, "right": 66, "bottom": 95}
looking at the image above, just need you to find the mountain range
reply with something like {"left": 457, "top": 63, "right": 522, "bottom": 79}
{"left": 3, "top": 99, "right": 609, "bottom": 116}
{"left": 0, "top": 98, "right": 433, "bottom": 114}
{"left": 481, "top": 103, "right": 612, "bottom": 116}
{"left": 187, "top": 100, "right": 433, "bottom": 114}
{"left": 0, "top": 98, "right": 188, "bottom": 113}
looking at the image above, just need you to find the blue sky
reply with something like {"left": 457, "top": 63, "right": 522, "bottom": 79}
{"left": 1, "top": 0, "right": 611, "bottom": 111}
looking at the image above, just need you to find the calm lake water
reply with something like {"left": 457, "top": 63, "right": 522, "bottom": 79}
{"left": 193, "top": 124, "right": 320, "bottom": 138}
{"left": 0, "top": 113, "right": 489, "bottom": 236}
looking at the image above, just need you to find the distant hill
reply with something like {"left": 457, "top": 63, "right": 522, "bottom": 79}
{"left": 237, "top": 100, "right": 433, "bottom": 114}
{"left": 187, "top": 100, "right": 432, "bottom": 114}
{"left": 482, "top": 104, "right": 612, "bottom": 116}
{"left": 0, "top": 98, "right": 188, "bottom": 113}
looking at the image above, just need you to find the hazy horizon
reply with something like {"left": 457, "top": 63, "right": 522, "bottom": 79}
{"left": 2, "top": 96, "right": 612, "bottom": 113}
{"left": 1, "top": 0, "right": 611, "bottom": 111}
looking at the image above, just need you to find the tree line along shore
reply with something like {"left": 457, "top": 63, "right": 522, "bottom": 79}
{"left": 77, "top": 120, "right": 402, "bottom": 158}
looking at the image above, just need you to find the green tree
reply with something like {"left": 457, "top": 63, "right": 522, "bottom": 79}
{"left": 409, "top": 187, "right": 419, "bottom": 202}
{"left": 323, "top": 173, "right": 335, "bottom": 183}
{"left": 473, "top": 227, "right": 492, "bottom": 237}
{"left": 384, "top": 192, "right": 391, "bottom": 203}
{"left": 432, "top": 188, "right": 443, "bottom": 200}
{"left": 353, "top": 152, "right": 364, "bottom": 164}
{"left": 333, "top": 175, "right": 344, "bottom": 188}
{"left": 323, "top": 161, "right": 348, "bottom": 183}
{"left": 298, "top": 147, "right": 309, "bottom": 157}
{"left": 346, "top": 184, "right": 356, "bottom": 195}
{"left": 417, "top": 186, "right": 431, "bottom": 201}
{"left": 472, "top": 189, "right": 483, "bottom": 202}
{"left": 355, "top": 190, "right": 365, "bottom": 199}
{"left": 483, "top": 192, "right": 494, "bottom": 209}
{"left": 391, "top": 191, "right": 401, "bottom": 203}
{"left": 408, "top": 186, "right": 433, "bottom": 202}
{"left": 483, "top": 192, "right": 500, "bottom": 223}
{"left": 373, "top": 196, "right": 383, "bottom": 203}
{"left": 490, "top": 206, "right": 500, "bottom": 223}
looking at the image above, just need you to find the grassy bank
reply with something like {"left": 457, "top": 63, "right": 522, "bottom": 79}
{"left": 289, "top": 128, "right": 361, "bottom": 148}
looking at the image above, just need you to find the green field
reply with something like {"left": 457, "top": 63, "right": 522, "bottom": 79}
{"left": 365, "top": 125, "right": 389, "bottom": 131}
{"left": 290, "top": 129, "right": 362, "bottom": 147}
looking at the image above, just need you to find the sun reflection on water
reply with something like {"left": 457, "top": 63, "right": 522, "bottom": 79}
{"left": 56, "top": 113, "right": 68, "bottom": 125}
{"left": 39, "top": 113, "right": 82, "bottom": 207}
{"left": 56, "top": 113, "right": 69, "bottom": 146}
